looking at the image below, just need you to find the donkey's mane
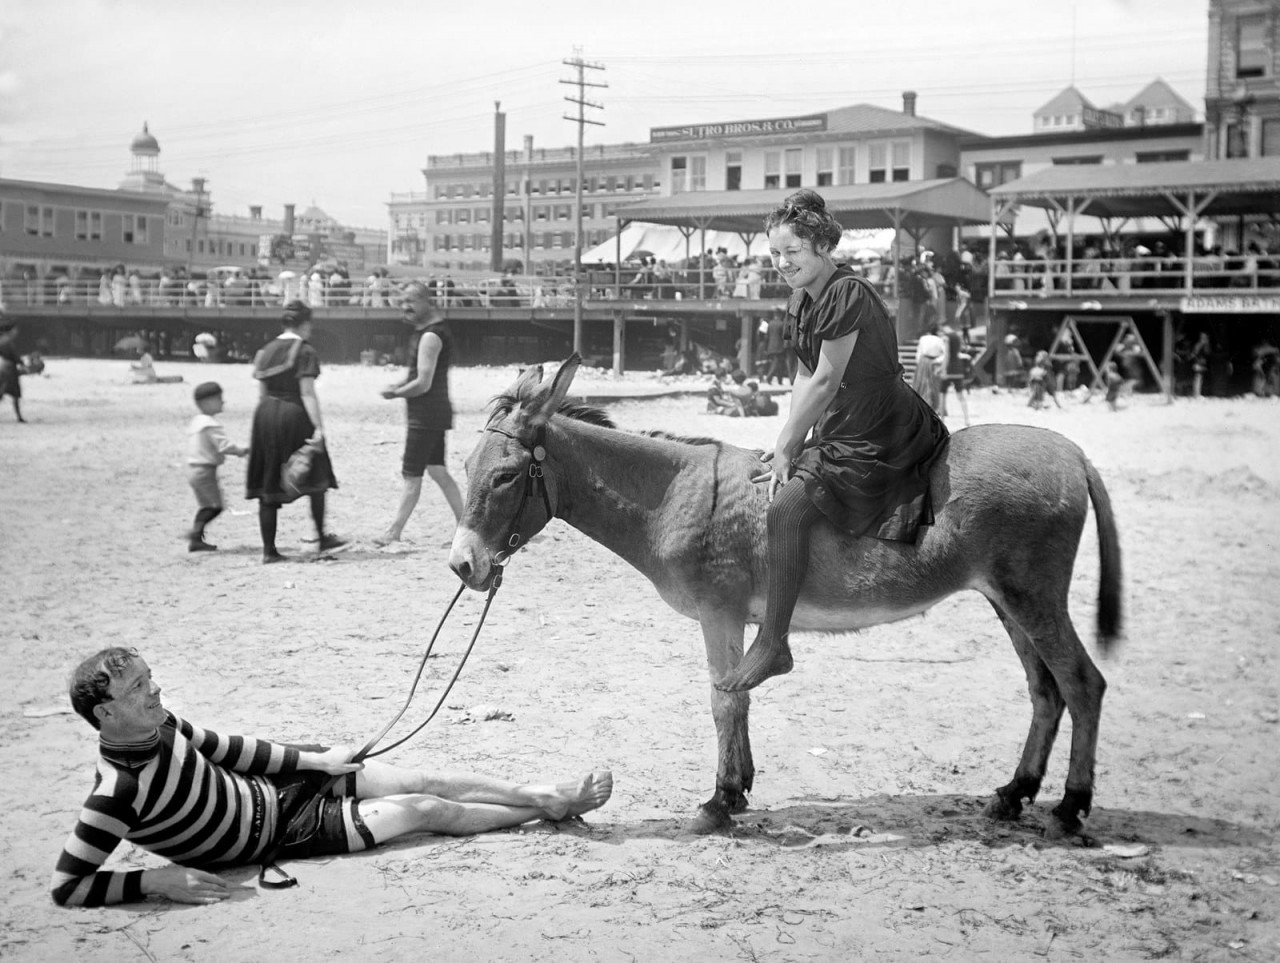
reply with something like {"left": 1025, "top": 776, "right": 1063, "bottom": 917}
{"left": 488, "top": 392, "right": 725, "bottom": 449}
{"left": 489, "top": 393, "right": 616, "bottom": 429}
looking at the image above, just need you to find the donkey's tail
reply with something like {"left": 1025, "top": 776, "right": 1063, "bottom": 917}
{"left": 1085, "top": 457, "right": 1123, "bottom": 653}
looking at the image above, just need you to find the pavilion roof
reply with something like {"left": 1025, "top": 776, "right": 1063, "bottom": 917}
{"left": 989, "top": 157, "right": 1280, "bottom": 219}
{"left": 613, "top": 178, "right": 992, "bottom": 234}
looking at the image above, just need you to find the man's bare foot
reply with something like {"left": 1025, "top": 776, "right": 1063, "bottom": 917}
{"left": 372, "top": 532, "right": 400, "bottom": 548}
{"left": 715, "top": 634, "right": 794, "bottom": 691}
{"left": 537, "top": 770, "right": 614, "bottom": 820}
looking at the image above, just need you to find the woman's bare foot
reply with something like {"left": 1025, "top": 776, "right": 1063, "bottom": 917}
{"left": 535, "top": 771, "right": 614, "bottom": 820}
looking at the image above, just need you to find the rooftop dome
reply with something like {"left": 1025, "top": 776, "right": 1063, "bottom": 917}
{"left": 130, "top": 122, "right": 160, "bottom": 155}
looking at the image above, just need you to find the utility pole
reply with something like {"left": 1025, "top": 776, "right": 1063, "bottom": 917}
{"left": 561, "top": 51, "right": 605, "bottom": 356}
{"left": 491, "top": 101, "right": 506, "bottom": 273}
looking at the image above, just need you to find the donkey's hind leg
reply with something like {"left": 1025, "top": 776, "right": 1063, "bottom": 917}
{"left": 994, "top": 599, "right": 1107, "bottom": 838}
{"left": 986, "top": 602, "right": 1066, "bottom": 822}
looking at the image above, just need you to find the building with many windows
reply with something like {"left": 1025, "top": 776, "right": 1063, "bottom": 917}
{"left": 643, "top": 94, "right": 971, "bottom": 197}
{"left": 1, "top": 123, "right": 386, "bottom": 294}
{"left": 389, "top": 135, "right": 660, "bottom": 274}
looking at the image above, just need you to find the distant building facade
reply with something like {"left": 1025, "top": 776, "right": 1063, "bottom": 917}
{"left": 389, "top": 135, "right": 659, "bottom": 274}
{"left": 641, "top": 94, "right": 971, "bottom": 194}
{"left": 0, "top": 123, "right": 386, "bottom": 288}
{"left": 1204, "top": 0, "right": 1280, "bottom": 158}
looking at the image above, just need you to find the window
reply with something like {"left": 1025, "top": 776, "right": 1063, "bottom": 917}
{"left": 1264, "top": 119, "right": 1280, "bottom": 157}
{"left": 25, "top": 205, "right": 54, "bottom": 237}
{"left": 537, "top": 179, "right": 548, "bottom": 195}
{"left": 642, "top": 173, "right": 654, "bottom": 191}
{"left": 74, "top": 209, "right": 102, "bottom": 241}
{"left": 784, "top": 148, "right": 802, "bottom": 188}
{"left": 456, "top": 208, "right": 471, "bottom": 223}
{"left": 624, "top": 174, "right": 636, "bottom": 191}
{"left": 1051, "top": 155, "right": 1103, "bottom": 165}
{"left": 973, "top": 161, "right": 1022, "bottom": 189}
{"left": 816, "top": 147, "right": 833, "bottom": 186}
{"left": 1237, "top": 14, "right": 1269, "bottom": 78}
{"left": 436, "top": 209, "right": 452, "bottom": 225}
{"left": 1135, "top": 149, "right": 1191, "bottom": 163}
{"left": 891, "top": 141, "right": 911, "bottom": 181}
{"left": 763, "top": 151, "right": 780, "bottom": 189}
{"left": 726, "top": 150, "right": 742, "bottom": 191}
{"left": 689, "top": 156, "right": 706, "bottom": 191}
{"left": 534, "top": 205, "right": 549, "bottom": 221}
{"left": 554, "top": 204, "right": 571, "bottom": 221}
{"left": 868, "top": 143, "right": 888, "bottom": 183}
{"left": 838, "top": 147, "right": 856, "bottom": 184}
{"left": 476, "top": 207, "right": 491, "bottom": 223}
{"left": 671, "top": 156, "right": 688, "bottom": 193}
{"left": 123, "top": 215, "right": 148, "bottom": 244}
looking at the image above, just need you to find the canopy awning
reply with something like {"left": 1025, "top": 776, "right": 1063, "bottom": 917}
{"left": 612, "top": 178, "right": 993, "bottom": 233}
{"left": 989, "top": 157, "right": 1280, "bottom": 220}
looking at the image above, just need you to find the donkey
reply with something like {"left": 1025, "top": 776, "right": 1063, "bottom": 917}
{"left": 449, "top": 356, "right": 1122, "bottom": 838}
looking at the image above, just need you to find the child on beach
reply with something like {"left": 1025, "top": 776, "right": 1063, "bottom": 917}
{"left": 1102, "top": 361, "right": 1125, "bottom": 411}
{"left": 185, "top": 382, "right": 248, "bottom": 552}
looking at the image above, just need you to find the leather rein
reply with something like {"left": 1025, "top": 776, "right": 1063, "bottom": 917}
{"left": 259, "top": 422, "right": 553, "bottom": 889}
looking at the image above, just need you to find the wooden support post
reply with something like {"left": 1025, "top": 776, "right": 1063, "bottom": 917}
{"left": 739, "top": 313, "right": 753, "bottom": 375}
{"left": 612, "top": 312, "right": 625, "bottom": 375}
{"left": 1161, "top": 311, "right": 1174, "bottom": 404}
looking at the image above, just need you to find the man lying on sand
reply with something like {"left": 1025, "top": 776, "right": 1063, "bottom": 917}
{"left": 51, "top": 647, "right": 613, "bottom": 907}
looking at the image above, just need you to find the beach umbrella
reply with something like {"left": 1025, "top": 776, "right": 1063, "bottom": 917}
{"left": 195, "top": 332, "right": 217, "bottom": 347}
{"left": 114, "top": 335, "right": 148, "bottom": 354}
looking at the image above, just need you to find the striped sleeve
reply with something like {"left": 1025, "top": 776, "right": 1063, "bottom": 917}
{"left": 50, "top": 768, "right": 146, "bottom": 907}
{"left": 176, "top": 714, "right": 300, "bottom": 775}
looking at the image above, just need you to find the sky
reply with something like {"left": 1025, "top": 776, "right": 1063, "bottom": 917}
{"left": 0, "top": 0, "right": 1210, "bottom": 230}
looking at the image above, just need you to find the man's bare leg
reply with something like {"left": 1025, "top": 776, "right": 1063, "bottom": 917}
{"left": 358, "top": 795, "right": 547, "bottom": 843}
{"left": 426, "top": 464, "right": 463, "bottom": 521}
{"left": 354, "top": 761, "right": 612, "bottom": 821}
{"left": 374, "top": 475, "right": 423, "bottom": 545}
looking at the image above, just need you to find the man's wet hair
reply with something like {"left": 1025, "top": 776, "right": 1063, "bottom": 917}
{"left": 69, "top": 647, "right": 139, "bottom": 729}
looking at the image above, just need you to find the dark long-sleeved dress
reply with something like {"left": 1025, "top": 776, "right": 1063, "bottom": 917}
{"left": 786, "top": 266, "right": 949, "bottom": 542}
{"left": 245, "top": 335, "right": 337, "bottom": 504}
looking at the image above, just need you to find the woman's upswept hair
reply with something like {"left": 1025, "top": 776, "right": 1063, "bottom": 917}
{"left": 764, "top": 188, "right": 842, "bottom": 252}
{"left": 281, "top": 300, "right": 312, "bottom": 329}
{"left": 69, "top": 647, "right": 139, "bottom": 729}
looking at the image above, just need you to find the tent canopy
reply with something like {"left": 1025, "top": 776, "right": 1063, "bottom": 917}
{"left": 989, "top": 157, "right": 1280, "bottom": 220}
{"left": 611, "top": 178, "right": 993, "bottom": 234}
{"left": 581, "top": 224, "right": 768, "bottom": 265}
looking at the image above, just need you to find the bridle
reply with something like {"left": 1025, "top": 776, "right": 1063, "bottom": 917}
{"left": 259, "top": 418, "right": 557, "bottom": 890}
{"left": 482, "top": 420, "right": 556, "bottom": 564}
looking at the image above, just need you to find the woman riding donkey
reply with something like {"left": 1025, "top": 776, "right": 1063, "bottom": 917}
{"left": 718, "top": 189, "right": 949, "bottom": 691}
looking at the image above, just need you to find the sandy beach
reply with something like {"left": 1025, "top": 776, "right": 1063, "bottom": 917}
{"left": 2, "top": 356, "right": 1278, "bottom": 961}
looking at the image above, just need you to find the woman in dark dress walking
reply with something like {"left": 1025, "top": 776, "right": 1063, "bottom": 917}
{"left": 718, "top": 190, "right": 949, "bottom": 691}
{"left": 245, "top": 301, "right": 344, "bottom": 563}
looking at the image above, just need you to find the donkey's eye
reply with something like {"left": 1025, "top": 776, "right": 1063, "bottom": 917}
{"left": 493, "top": 471, "right": 519, "bottom": 488}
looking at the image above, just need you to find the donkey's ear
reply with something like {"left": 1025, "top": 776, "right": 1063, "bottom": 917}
{"left": 527, "top": 353, "right": 582, "bottom": 426}
{"left": 510, "top": 364, "right": 544, "bottom": 401}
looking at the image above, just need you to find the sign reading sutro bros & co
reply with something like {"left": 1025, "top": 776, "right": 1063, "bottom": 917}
{"left": 650, "top": 114, "right": 828, "bottom": 143}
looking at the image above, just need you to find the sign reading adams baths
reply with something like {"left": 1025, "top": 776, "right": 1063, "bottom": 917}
{"left": 650, "top": 114, "right": 828, "bottom": 143}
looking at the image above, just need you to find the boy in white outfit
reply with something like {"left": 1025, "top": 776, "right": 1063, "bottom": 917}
{"left": 186, "top": 382, "right": 248, "bottom": 552}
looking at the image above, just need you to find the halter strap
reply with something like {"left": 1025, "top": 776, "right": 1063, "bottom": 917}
{"left": 484, "top": 422, "right": 555, "bottom": 556}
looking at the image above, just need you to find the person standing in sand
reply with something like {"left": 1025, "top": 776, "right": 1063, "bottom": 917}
{"left": 0, "top": 318, "right": 27, "bottom": 422}
{"left": 245, "top": 300, "right": 345, "bottom": 563}
{"left": 185, "top": 381, "right": 248, "bottom": 552}
{"left": 51, "top": 647, "right": 614, "bottom": 907}
{"left": 374, "top": 282, "right": 463, "bottom": 547}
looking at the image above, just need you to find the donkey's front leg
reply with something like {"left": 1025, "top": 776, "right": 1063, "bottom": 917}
{"left": 690, "top": 610, "right": 754, "bottom": 834}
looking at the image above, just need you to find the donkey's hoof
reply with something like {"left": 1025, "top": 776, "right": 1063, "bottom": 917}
{"left": 984, "top": 794, "right": 1022, "bottom": 822}
{"left": 688, "top": 804, "right": 733, "bottom": 835}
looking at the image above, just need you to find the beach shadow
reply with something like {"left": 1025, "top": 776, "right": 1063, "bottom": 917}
{"left": 593, "top": 792, "right": 1274, "bottom": 853}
